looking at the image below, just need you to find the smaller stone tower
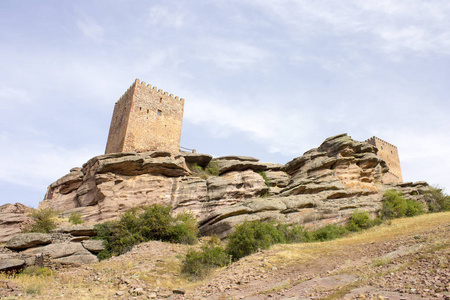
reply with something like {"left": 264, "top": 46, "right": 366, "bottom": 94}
{"left": 365, "top": 136, "right": 403, "bottom": 183}
{"left": 105, "top": 79, "right": 185, "bottom": 154}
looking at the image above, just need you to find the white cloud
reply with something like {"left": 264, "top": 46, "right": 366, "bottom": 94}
{"left": 147, "top": 5, "right": 185, "bottom": 28}
{"left": 0, "top": 87, "right": 32, "bottom": 109}
{"left": 0, "top": 132, "right": 99, "bottom": 191}
{"left": 76, "top": 17, "right": 104, "bottom": 41}
{"left": 243, "top": 0, "right": 450, "bottom": 57}
{"left": 197, "top": 40, "right": 269, "bottom": 71}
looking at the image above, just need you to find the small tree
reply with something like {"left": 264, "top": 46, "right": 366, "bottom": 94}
{"left": 27, "top": 208, "right": 58, "bottom": 233}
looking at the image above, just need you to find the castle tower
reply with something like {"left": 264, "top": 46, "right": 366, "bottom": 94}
{"left": 365, "top": 136, "right": 403, "bottom": 184}
{"left": 105, "top": 79, "right": 185, "bottom": 154}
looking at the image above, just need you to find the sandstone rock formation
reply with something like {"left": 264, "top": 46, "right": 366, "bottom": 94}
{"left": 6, "top": 233, "right": 51, "bottom": 250}
{"left": 0, "top": 203, "right": 32, "bottom": 243}
{"left": 0, "top": 225, "right": 103, "bottom": 271}
{"left": 37, "top": 134, "right": 431, "bottom": 238}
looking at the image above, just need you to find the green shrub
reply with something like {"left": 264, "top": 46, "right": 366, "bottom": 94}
{"left": 380, "top": 190, "right": 425, "bottom": 220}
{"left": 68, "top": 212, "right": 84, "bottom": 225}
{"left": 94, "top": 205, "right": 198, "bottom": 259}
{"left": 205, "top": 161, "right": 220, "bottom": 176}
{"left": 345, "top": 210, "right": 377, "bottom": 232}
{"left": 405, "top": 199, "right": 425, "bottom": 217}
{"left": 225, "top": 221, "right": 285, "bottom": 261}
{"left": 422, "top": 186, "right": 450, "bottom": 212}
{"left": 258, "top": 171, "right": 271, "bottom": 188}
{"left": 276, "top": 223, "right": 311, "bottom": 243}
{"left": 171, "top": 212, "right": 199, "bottom": 245}
{"left": 310, "top": 224, "right": 348, "bottom": 241}
{"left": 26, "top": 208, "right": 58, "bottom": 233}
{"left": 21, "top": 266, "right": 52, "bottom": 277}
{"left": 182, "top": 237, "right": 230, "bottom": 279}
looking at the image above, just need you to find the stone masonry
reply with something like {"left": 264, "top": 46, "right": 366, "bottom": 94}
{"left": 366, "top": 136, "right": 403, "bottom": 183}
{"left": 105, "top": 79, "right": 185, "bottom": 154}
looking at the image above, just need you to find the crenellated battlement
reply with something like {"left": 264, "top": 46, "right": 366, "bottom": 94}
{"left": 365, "top": 136, "right": 397, "bottom": 149}
{"left": 134, "top": 78, "right": 184, "bottom": 102}
{"left": 365, "top": 136, "right": 402, "bottom": 183}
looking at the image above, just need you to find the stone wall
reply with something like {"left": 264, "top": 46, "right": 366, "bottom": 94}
{"left": 105, "top": 79, "right": 185, "bottom": 154}
{"left": 366, "top": 136, "right": 403, "bottom": 183}
{"left": 104, "top": 84, "right": 134, "bottom": 153}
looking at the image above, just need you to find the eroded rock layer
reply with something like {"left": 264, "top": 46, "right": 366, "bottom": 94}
{"left": 38, "top": 134, "right": 430, "bottom": 238}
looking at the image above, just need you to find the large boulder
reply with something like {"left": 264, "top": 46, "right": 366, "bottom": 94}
{"left": 0, "top": 203, "right": 33, "bottom": 243}
{"left": 181, "top": 152, "right": 213, "bottom": 168}
{"left": 0, "top": 258, "right": 25, "bottom": 272}
{"left": 23, "top": 242, "right": 98, "bottom": 265}
{"left": 211, "top": 156, "right": 267, "bottom": 175}
{"left": 52, "top": 225, "right": 96, "bottom": 236}
{"left": 6, "top": 233, "right": 51, "bottom": 250}
{"left": 81, "top": 240, "right": 105, "bottom": 254}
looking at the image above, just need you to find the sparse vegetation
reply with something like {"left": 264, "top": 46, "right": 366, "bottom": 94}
{"left": 25, "top": 208, "right": 58, "bottom": 233}
{"left": 68, "top": 212, "right": 84, "bottom": 225}
{"left": 21, "top": 266, "right": 52, "bottom": 277}
{"left": 182, "top": 236, "right": 230, "bottom": 279}
{"left": 310, "top": 224, "right": 348, "bottom": 241}
{"left": 422, "top": 186, "right": 450, "bottom": 212}
{"left": 205, "top": 161, "right": 220, "bottom": 176}
{"left": 226, "top": 220, "right": 286, "bottom": 261}
{"left": 94, "top": 205, "right": 198, "bottom": 260}
{"left": 380, "top": 190, "right": 425, "bottom": 220}
{"left": 258, "top": 171, "right": 271, "bottom": 188}
{"left": 345, "top": 210, "right": 382, "bottom": 232}
{"left": 276, "top": 223, "right": 311, "bottom": 243}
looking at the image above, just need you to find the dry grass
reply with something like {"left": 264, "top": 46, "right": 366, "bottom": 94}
{"left": 1, "top": 212, "right": 448, "bottom": 299}
{"left": 268, "top": 211, "right": 450, "bottom": 266}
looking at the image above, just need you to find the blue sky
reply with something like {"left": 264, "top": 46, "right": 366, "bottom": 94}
{"left": 1, "top": 0, "right": 449, "bottom": 207}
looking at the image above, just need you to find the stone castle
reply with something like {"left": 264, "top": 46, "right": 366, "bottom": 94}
{"left": 366, "top": 136, "right": 403, "bottom": 183}
{"left": 105, "top": 79, "right": 403, "bottom": 183}
{"left": 105, "top": 79, "right": 185, "bottom": 154}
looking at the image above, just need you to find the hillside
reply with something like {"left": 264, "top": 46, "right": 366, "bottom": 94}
{"left": 1, "top": 211, "right": 448, "bottom": 299}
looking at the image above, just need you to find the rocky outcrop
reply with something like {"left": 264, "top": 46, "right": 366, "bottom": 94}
{"left": 39, "top": 152, "right": 271, "bottom": 223}
{"left": 37, "top": 134, "right": 430, "bottom": 239}
{"left": 0, "top": 226, "right": 102, "bottom": 272}
{"left": 198, "top": 134, "right": 429, "bottom": 238}
{"left": 0, "top": 203, "right": 33, "bottom": 243}
{"left": 212, "top": 156, "right": 267, "bottom": 175}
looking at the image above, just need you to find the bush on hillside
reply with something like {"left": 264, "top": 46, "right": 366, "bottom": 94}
{"left": 380, "top": 190, "right": 425, "bottom": 220}
{"left": 276, "top": 223, "right": 311, "bottom": 243}
{"left": 182, "top": 236, "right": 230, "bottom": 279}
{"left": 68, "top": 212, "right": 84, "bottom": 225}
{"left": 94, "top": 205, "right": 198, "bottom": 259}
{"left": 225, "top": 220, "right": 285, "bottom": 261}
{"left": 345, "top": 210, "right": 381, "bottom": 232}
{"left": 310, "top": 224, "right": 348, "bottom": 241}
{"left": 25, "top": 208, "right": 58, "bottom": 233}
{"left": 422, "top": 186, "right": 450, "bottom": 212}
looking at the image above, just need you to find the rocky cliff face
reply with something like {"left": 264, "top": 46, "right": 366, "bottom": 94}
{"left": 38, "top": 134, "right": 430, "bottom": 238}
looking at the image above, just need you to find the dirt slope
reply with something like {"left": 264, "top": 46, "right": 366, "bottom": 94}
{"left": 1, "top": 212, "right": 449, "bottom": 300}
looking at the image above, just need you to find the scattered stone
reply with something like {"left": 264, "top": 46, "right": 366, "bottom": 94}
{"left": 173, "top": 288, "right": 185, "bottom": 295}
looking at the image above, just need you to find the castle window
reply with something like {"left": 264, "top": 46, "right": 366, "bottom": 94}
{"left": 147, "top": 109, "right": 149, "bottom": 113}
{"left": 157, "top": 109, "right": 162, "bottom": 116}
{"left": 139, "top": 107, "right": 142, "bottom": 111}
{"left": 160, "top": 97, "right": 163, "bottom": 103}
